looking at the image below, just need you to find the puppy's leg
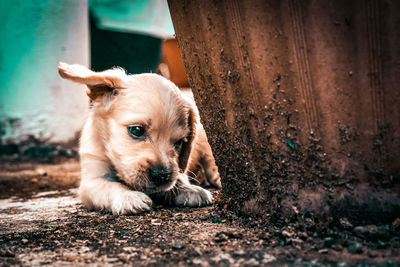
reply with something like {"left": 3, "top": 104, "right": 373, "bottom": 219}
{"left": 173, "top": 173, "right": 213, "bottom": 207}
{"left": 79, "top": 157, "right": 152, "bottom": 215}
{"left": 192, "top": 126, "right": 222, "bottom": 189}
{"left": 199, "top": 149, "right": 222, "bottom": 189}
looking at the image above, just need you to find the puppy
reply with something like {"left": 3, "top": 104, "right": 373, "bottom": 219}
{"left": 58, "top": 63, "right": 221, "bottom": 215}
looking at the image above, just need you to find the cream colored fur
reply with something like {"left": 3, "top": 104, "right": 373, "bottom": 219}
{"left": 58, "top": 62, "right": 220, "bottom": 215}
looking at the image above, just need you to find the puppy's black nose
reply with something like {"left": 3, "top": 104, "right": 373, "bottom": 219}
{"left": 149, "top": 166, "right": 172, "bottom": 185}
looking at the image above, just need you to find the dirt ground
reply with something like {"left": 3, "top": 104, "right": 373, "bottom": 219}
{"left": 0, "top": 159, "right": 399, "bottom": 266}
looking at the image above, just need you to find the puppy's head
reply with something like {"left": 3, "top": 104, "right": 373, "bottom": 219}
{"left": 58, "top": 63, "right": 197, "bottom": 193}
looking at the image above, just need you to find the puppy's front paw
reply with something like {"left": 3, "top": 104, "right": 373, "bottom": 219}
{"left": 111, "top": 190, "right": 152, "bottom": 215}
{"left": 174, "top": 185, "right": 213, "bottom": 207}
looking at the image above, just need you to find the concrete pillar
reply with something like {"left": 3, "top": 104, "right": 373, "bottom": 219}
{"left": 168, "top": 0, "right": 400, "bottom": 224}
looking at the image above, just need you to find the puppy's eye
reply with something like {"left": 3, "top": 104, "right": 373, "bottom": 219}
{"left": 128, "top": 126, "right": 145, "bottom": 138}
{"left": 174, "top": 139, "right": 184, "bottom": 150}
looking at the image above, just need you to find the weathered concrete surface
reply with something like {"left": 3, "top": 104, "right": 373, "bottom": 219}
{"left": 0, "top": 189, "right": 79, "bottom": 234}
{"left": 0, "top": 188, "right": 278, "bottom": 266}
{"left": 0, "top": 161, "right": 399, "bottom": 266}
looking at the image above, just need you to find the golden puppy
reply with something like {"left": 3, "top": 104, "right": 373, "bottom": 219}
{"left": 58, "top": 63, "right": 221, "bottom": 215}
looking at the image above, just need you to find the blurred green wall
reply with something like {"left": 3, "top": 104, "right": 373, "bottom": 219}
{"left": 0, "top": 0, "right": 89, "bottom": 142}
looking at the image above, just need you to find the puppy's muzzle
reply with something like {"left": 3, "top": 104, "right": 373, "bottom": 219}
{"left": 149, "top": 166, "right": 173, "bottom": 185}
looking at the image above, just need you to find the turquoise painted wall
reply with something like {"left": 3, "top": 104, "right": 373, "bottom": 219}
{"left": 0, "top": 0, "right": 90, "bottom": 142}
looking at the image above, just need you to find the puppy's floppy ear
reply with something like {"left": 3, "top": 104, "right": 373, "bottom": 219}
{"left": 58, "top": 62, "right": 126, "bottom": 101}
{"left": 179, "top": 106, "right": 198, "bottom": 172}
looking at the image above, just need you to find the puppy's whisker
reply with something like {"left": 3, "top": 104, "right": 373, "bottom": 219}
{"left": 186, "top": 172, "right": 201, "bottom": 185}
{"left": 189, "top": 176, "right": 200, "bottom": 184}
{"left": 175, "top": 182, "right": 190, "bottom": 191}
{"left": 170, "top": 186, "right": 178, "bottom": 197}
{"left": 186, "top": 170, "right": 196, "bottom": 177}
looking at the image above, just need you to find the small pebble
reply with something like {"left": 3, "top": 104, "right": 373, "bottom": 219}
{"left": 139, "top": 255, "right": 147, "bottom": 260}
{"left": 262, "top": 253, "right": 276, "bottom": 263}
{"left": 318, "top": 248, "right": 328, "bottom": 254}
{"left": 192, "top": 247, "right": 202, "bottom": 256}
{"left": 259, "top": 232, "right": 271, "bottom": 240}
{"left": 290, "top": 238, "right": 303, "bottom": 244}
{"left": 233, "top": 249, "right": 246, "bottom": 256}
{"left": 331, "top": 244, "right": 343, "bottom": 251}
{"left": 323, "top": 237, "right": 335, "bottom": 247}
{"left": 0, "top": 249, "right": 15, "bottom": 257}
{"left": 298, "top": 232, "right": 308, "bottom": 240}
{"left": 172, "top": 242, "right": 185, "bottom": 250}
{"left": 281, "top": 230, "right": 294, "bottom": 237}
{"left": 368, "top": 250, "right": 379, "bottom": 258}
{"left": 348, "top": 241, "right": 363, "bottom": 254}
{"left": 214, "top": 232, "right": 228, "bottom": 242}
{"left": 339, "top": 217, "right": 353, "bottom": 229}
{"left": 36, "top": 168, "right": 47, "bottom": 176}
{"left": 151, "top": 219, "right": 162, "bottom": 225}
{"left": 192, "top": 258, "right": 208, "bottom": 266}
{"left": 21, "top": 238, "right": 29, "bottom": 244}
